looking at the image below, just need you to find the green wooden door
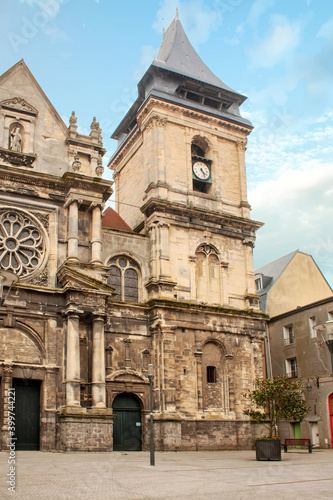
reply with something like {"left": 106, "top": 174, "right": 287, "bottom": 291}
{"left": 294, "top": 422, "right": 301, "bottom": 439}
{"left": 112, "top": 393, "right": 142, "bottom": 451}
{"left": 293, "top": 422, "right": 301, "bottom": 448}
{"left": 13, "top": 379, "right": 40, "bottom": 450}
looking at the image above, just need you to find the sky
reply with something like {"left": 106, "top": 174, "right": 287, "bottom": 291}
{"left": 1, "top": 0, "right": 333, "bottom": 287}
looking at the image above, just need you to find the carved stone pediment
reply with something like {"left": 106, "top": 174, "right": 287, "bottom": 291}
{"left": 57, "top": 262, "right": 115, "bottom": 295}
{"left": 0, "top": 147, "right": 36, "bottom": 168}
{"left": 1, "top": 97, "right": 38, "bottom": 116}
{"left": 106, "top": 369, "right": 148, "bottom": 383}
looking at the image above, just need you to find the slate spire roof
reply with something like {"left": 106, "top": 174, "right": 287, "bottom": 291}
{"left": 111, "top": 14, "right": 251, "bottom": 144}
{"left": 154, "top": 14, "right": 235, "bottom": 93}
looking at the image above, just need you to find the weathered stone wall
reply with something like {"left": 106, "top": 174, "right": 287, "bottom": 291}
{"left": 58, "top": 411, "right": 114, "bottom": 452}
{"left": 147, "top": 419, "right": 256, "bottom": 451}
{"left": 110, "top": 99, "right": 251, "bottom": 229}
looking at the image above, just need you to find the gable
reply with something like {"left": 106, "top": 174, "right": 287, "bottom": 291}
{"left": 0, "top": 60, "right": 68, "bottom": 177}
{"left": 266, "top": 252, "right": 333, "bottom": 317}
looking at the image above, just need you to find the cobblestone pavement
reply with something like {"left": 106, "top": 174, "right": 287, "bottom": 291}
{"left": 0, "top": 449, "right": 332, "bottom": 500}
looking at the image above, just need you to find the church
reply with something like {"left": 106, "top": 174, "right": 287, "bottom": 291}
{"left": 0, "top": 15, "right": 267, "bottom": 451}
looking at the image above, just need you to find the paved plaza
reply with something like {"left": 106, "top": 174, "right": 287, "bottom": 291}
{"left": 0, "top": 448, "right": 332, "bottom": 499}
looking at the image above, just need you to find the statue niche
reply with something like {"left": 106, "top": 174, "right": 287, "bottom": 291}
{"left": 9, "top": 122, "right": 23, "bottom": 152}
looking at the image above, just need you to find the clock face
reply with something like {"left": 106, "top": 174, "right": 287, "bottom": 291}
{"left": 193, "top": 161, "right": 210, "bottom": 180}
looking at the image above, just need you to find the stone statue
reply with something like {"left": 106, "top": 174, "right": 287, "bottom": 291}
{"left": 9, "top": 127, "right": 22, "bottom": 152}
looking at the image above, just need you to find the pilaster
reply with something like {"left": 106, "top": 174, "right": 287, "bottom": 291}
{"left": 66, "top": 200, "right": 79, "bottom": 263}
{"left": 65, "top": 310, "right": 81, "bottom": 407}
{"left": 90, "top": 203, "right": 103, "bottom": 265}
{"left": 91, "top": 315, "right": 106, "bottom": 408}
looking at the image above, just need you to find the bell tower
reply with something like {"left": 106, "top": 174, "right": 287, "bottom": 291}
{"left": 109, "top": 14, "right": 262, "bottom": 309}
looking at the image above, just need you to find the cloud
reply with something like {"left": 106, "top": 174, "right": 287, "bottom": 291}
{"left": 317, "top": 16, "right": 333, "bottom": 41}
{"left": 18, "top": 0, "right": 64, "bottom": 20}
{"left": 250, "top": 160, "right": 333, "bottom": 285}
{"left": 19, "top": 0, "right": 42, "bottom": 5}
{"left": 236, "top": 0, "right": 275, "bottom": 37}
{"left": 132, "top": 45, "right": 156, "bottom": 81}
{"left": 246, "top": 121, "right": 333, "bottom": 189}
{"left": 247, "top": 115, "right": 333, "bottom": 286}
{"left": 153, "top": 0, "right": 220, "bottom": 47}
{"left": 42, "top": 26, "right": 69, "bottom": 42}
{"left": 248, "top": 15, "right": 301, "bottom": 68}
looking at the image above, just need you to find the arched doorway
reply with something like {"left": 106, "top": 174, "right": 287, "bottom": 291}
{"left": 329, "top": 393, "right": 333, "bottom": 449}
{"left": 112, "top": 393, "right": 142, "bottom": 451}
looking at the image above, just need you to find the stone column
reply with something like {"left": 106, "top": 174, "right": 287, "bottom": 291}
{"left": 148, "top": 224, "right": 157, "bottom": 280}
{"left": 161, "top": 327, "right": 176, "bottom": 412}
{"left": 90, "top": 204, "right": 102, "bottom": 265}
{"left": 66, "top": 312, "right": 81, "bottom": 406}
{"left": 242, "top": 237, "right": 256, "bottom": 298}
{"left": 67, "top": 200, "right": 79, "bottom": 262}
{"left": 91, "top": 316, "right": 106, "bottom": 408}
{"left": 155, "top": 117, "right": 167, "bottom": 184}
{"left": 236, "top": 140, "right": 249, "bottom": 216}
{"left": 157, "top": 222, "right": 170, "bottom": 279}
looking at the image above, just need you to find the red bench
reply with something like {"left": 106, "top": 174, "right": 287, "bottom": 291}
{"left": 283, "top": 438, "right": 312, "bottom": 453}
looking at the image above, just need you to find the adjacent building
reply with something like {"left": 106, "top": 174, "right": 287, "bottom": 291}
{"left": 255, "top": 250, "right": 332, "bottom": 317}
{"left": 256, "top": 251, "right": 333, "bottom": 448}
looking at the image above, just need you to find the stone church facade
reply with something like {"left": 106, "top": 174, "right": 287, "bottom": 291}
{"left": 0, "top": 15, "right": 266, "bottom": 452}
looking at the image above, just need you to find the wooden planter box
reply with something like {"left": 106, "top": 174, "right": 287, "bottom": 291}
{"left": 255, "top": 439, "right": 281, "bottom": 461}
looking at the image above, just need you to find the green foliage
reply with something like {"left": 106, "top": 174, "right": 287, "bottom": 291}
{"left": 243, "top": 376, "right": 309, "bottom": 438}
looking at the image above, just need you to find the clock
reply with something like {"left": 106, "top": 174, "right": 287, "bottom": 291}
{"left": 193, "top": 161, "right": 210, "bottom": 181}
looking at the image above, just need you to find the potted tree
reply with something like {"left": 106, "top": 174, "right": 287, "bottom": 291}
{"left": 244, "top": 376, "right": 309, "bottom": 461}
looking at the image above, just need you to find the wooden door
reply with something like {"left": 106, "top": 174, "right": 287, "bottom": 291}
{"left": 13, "top": 379, "right": 40, "bottom": 450}
{"left": 112, "top": 393, "right": 142, "bottom": 451}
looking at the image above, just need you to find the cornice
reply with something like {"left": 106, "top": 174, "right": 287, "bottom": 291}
{"left": 0, "top": 164, "right": 65, "bottom": 192}
{"left": 109, "top": 94, "right": 251, "bottom": 170}
{"left": 108, "top": 127, "right": 141, "bottom": 170}
{"left": 0, "top": 166, "right": 113, "bottom": 202}
{"left": 138, "top": 96, "right": 252, "bottom": 135}
{"left": 142, "top": 197, "right": 263, "bottom": 233}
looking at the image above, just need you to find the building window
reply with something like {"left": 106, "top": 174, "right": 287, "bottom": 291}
{"left": 309, "top": 316, "right": 317, "bottom": 338}
{"left": 286, "top": 358, "right": 298, "bottom": 378}
{"left": 328, "top": 311, "right": 333, "bottom": 322}
{"left": 283, "top": 324, "right": 295, "bottom": 345}
{"left": 207, "top": 366, "right": 217, "bottom": 383}
{"left": 107, "top": 256, "right": 139, "bottom": 302}
{"left": 255, "top": 277, "right": 262, "bottom": 292}
{"left": 0, "top": 208, "right": 47, "bottom": 278}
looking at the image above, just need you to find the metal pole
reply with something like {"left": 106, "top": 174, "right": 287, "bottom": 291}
{"left": 148, "top": 364, "right": 155, "bottom": 466}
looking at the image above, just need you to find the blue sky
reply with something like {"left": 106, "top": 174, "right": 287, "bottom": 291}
{"left": 1, "top": 0, "right": 333, "bottom": 287}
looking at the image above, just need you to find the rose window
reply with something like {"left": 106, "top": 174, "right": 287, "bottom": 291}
{"left": 0, "top": 209, "right": 47, "bottom": 278}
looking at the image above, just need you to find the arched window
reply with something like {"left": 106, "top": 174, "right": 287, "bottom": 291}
{"left": 202, "top": 341, "right": 229, "bottom": 411}
{"left": 191, "top": 136, "right": 212, "bottom": 194}
{"left": 195, "top": 244, "right": 221, "bottom": 304}
{"left": 107, "top": 256, "right": 139, "bottom": 302}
